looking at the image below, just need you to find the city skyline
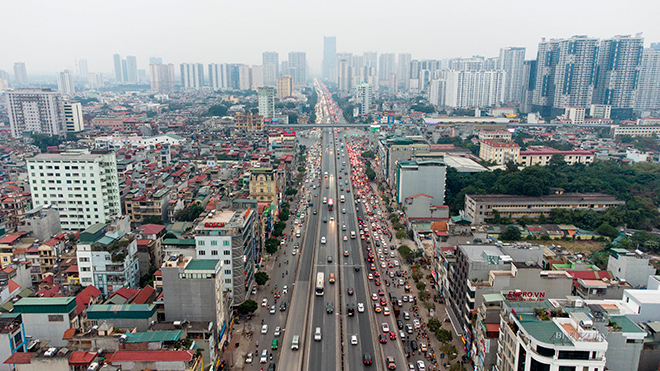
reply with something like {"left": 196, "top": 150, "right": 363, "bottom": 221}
{"left": 1, "top": 0, "right": 657, "bottom": 74}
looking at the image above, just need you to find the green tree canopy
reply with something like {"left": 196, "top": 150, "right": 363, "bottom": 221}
{"left": 237, "top": 299, "right": 258, "bottom": 315}
{"left": 500, "top": 226, "right": 521, "bottom": 241}
{"left": 255, "top": 272, "right": 269, "bottom": 286}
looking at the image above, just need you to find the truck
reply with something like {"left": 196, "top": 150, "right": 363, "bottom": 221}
{"left": 393, "top": 307, "right": 401, "bottom": 318}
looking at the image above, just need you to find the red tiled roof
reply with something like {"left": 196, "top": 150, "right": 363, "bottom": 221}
{"left": 138, "top": 224, "right": 165, "bottom": 235}
{"left": 62, "top": 328, "right": 77, "bottom": 340}
{"left": 7, "top": 280, "right": 20, "bottom": 293}
{"left": 481, "top": 139, "right": 519, "bottom": 148}
{"left": 69, "top": 351, "right": 96, "bottom": 366}
{"left": 108, "top": 350, "right": 195, "bottom": 363}
{"left": 0, "top": 233, "right": 24, "bottom": 245}
{"left": 4, "top": 352, "right": 34, "bottom": 364}
{"left": 404, "top": 193, "right": 433, "bottom": 200}
{"left": 76, "top": 285, "right": 102, "bottom": 314}
{"left": 131, "top": 286, "right": 155, "bottom": 305}
{"left": 567, "top": 270, "right": 614, "bottom": 280}
{"left": 110, "top": 287, "right": 139, "bottom": 301}
{"left": 137, "top": 239, "right": 152, "bottom": 246}
{"left": 65, "top": 265, "right": 79, "bottom": 273}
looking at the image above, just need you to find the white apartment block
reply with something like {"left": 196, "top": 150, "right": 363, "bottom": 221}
{"left": 180, "top": 63, "right": 204, "bottom": 90}
{"left": 258, "top": 86, "right": 275, "bottom": 119}
{"left": 593, "top": 35, "right": 644, "bottom": 109}
{"left": 6, "top": 88, "right": 65, "bottom": 137}
{"left": 612, "top": 125, "right": 660, "bottom": 137}
{"left": 564, "top": 106, "right": 586, "bottom": 125}
{"left": 499, "top": 47, "right": 526, "bottom": 103}
{"left": 63, "top": 100, "right": 84, "bottom": 132}
{"left": 635, "top": 48, "right": 660, "bottom": 111}
{"left": 57, "top": 70, "right": 75, "bottom": 95}
{"left": 443, "top": 70, "right": 505, "bottom": 108}
{"left": 27, "top": 149, "right": 121, "bottom": 231}
{"left": 355, "top": 83, "right": 372, "bottom": 114}
{"left": 589, "top": 104, "right": 611, "bottom": 119}
{"left": 194, "top": 208, "right": 256, "bottom": 304}
{"left": 208, "top": 63, "right": 230, "bottom": 90}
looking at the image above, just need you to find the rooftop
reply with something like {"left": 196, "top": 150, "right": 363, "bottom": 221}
{"left": 124, "top": 330, "right": 183, "bottom": 343}
{"left": 185, "top": 259, "right": 220, "bottom": 271}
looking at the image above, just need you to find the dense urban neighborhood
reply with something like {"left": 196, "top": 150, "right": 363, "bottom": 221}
{"left": 1, "top": 33, "right": 660, "bottom": 371}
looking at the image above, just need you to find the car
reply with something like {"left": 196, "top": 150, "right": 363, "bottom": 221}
{"left": 357, "top": 302, "right": 365, "bottom": 312}
{"left": 342, "top": 208, "right": 346, "bottom": 214}
{"left": 420, "top": 343, "right": 428, "bottom": 352}
{"left": 410, "top": 340, "right": 418, "bottom": 351}
{"left": 363, "top": 353, "right": 373, "bottom": 366}
{"left": 245, "top": 352, "right": 253, "bottom": 363}
{"left": 347, "top": 303, "right": 355, "bottom": 316}
{"left": 323, "top": 217, "right": 327, "bottom": 223}
{"left": 326, "top": 302, "right": 334, "bottom": 314}
{"left": 274, "top": 326, "right": 281, "bottom": 336}
{"left": 368, "top": 273, "right": 373, "bottom": 280}
{"left": 314, "top": 327, "right": 322, "bottom": 341}
{"left": 406, "top": 324, "right": 413, "bottom": 334}
{"left": 343, "top": 235, "right": 348, "bottom": 241}
{"left": 251, "top": 287, "right": 257, "bottom": 295}
{"left": 383, "top": 306, "right": 391, "bottom": 315}
{"left": 389, "top": 330, "right": 397, "bottom": 339}
{"left": 372, "top": 293, "right": 378, "bottom": 301}
{"left": 269, "top": 305, "right": 276, "bottom": 314}
{"left": 413, "top": 319, "right": 421, "bottom": 329}
{"left": 351, "top": 334, "right": 358, "bottom": 345}
{"left": 313, "top": 209, "right": 317, "bottom": 215}
{"left": 292, "top": 249, "right": 297, "bottom": 255}
{"left": 261, "top": 325, "right": 268, "bottom": 334}
{"left": 386, "top": 356, "right": 397, "bottom": 370}
{"left": 260, "top": 349, "right": 268, "bottom": 363}
{"left": 330, "top": 216, "right": 334, "bottom": 221}
{"left": 379, "top": 334, "right": 388, "bottom": 344}
{"left": 274, "top": 291, "right": 280, "bottom": 298}
{"left": 397, "top": 320, "right": 404, "bottom": 329}
{"left": 380, "top": 297, "right": 387, "bottom": 306}
{"left": 400, "top": 330, "right": 406, "bottom": 340}
{"left": 262, "top": 298, "right": 268, "bottom": 307}
{"left": 416, "top": 360, "right": 426, "bottom": 371}
{"left": 321, "top": 237, "right": 326, "bottom": 244}
{"left": 382, "top": 323, "right": 390, "bottom": 333}
{"left": 327, "top": 255, "right": 333, "bottom": 262}
{"left": 402, "top": 295, "right": 409, "bottom": 302}
{"left": 342, "top": 224, "right": 347, "bottom": 231}
{"left": 279, "top": 302, "right": 287, "bottom": 311}
{"left": 378, "top": 289, "right": 385, "bottom": 296}
{"left": 404, "top": 311, "right": 410, "bottom": 320}
{"left": 283, "top": 285, "right": 288, "bottom": 294}
{"left": 407, "top": 363, "right": 415, "bottom": 371}
{"left": 343, "top": 250, "right": 349, "bottom": 256}
{"left": 374, "top": 304, "right": 382, "bottom": 313}
{"left": 347, "top": 287, "right": 354, "bottom": 295}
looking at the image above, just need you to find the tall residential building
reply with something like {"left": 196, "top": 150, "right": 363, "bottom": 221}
{"left": 208, "top": 63, "right": 229, "bottom": 90}
{"left": 364, "top": 52, "right": 378, "bottom": 76}
{"left": 250, "top": 65, "right": 264, "bottom": 89}
{"left": 428, "top": 79, "right": 446, "bottom": 106}
{"left": 355, "top": 83, "right": 372, "bottom": 114}
{"left": 13, "top": 62, "right": 28, "bottom": 86}
{"left": 378, "top": 53, "right": 396, "bottom": 83}
{"left": 532, "top": 36, "right": 599, "bottom": 114}
{"left": 237, "top": 65, "right": 251, "bottom": 90}
{"left": 180, "top": 63, "right": 204, "bottom": 90}
{"left": 26, "top": 149, "right": 121, "bottom": 231}
{"left": 113, "top": 54, "right": 123, "bottom": 82}
{"left": 125, "top": 55, "right": 138, "bottom": 83}
{"left": 194, "top": 208, "right": 257, "bottom": 304}
{"left": 88, "top": 73, "right": 104, "bottom": 89}
{"left": 6, "top": 88, "right": 65, "bottom": 137}
{"left": 258, "top": 86, "right": 275, "bottom": 119}
{"left": 398, "top": 53, "right": 412, "bottom": 91}
{"left": 121, "top": 60, "right": 128, "bottom": 83}
{"left": 499, "top": 47, "right": 526, "bottom": 104}
{"left": 288, "top": 52, "right": 307, "bottom": 84}
{"left": 448, "top": 57, "right": 485, "bottom": 71}
{"left": 262, "top": 52, "right": 279, "bottom": 86}
{"left": 277, "top": 75, "right": 293, "bottom": 99}
{"left": 635, "top": 46, "right": 660, "bottom": 111}
{"left": 521, "top": 60, "right": 538, "bottom": 113}
{"left": 593, "top": 35, "right": 644, "bottom": 111}
{"left": 322, "top": 36, "right": 337, "bottom": 81}
{"left": 337, "top": 58, "right": 352, "bottom": 92}
{"left": 56, "top": 70, "right": 75, "bottom": 95}
{"left": 149, "top": 57, "right": 163, "bottom": 65}
{"left": 443, "top": 70, "right": 506, "bottom": 108}
{"left": 63, "top": 100, "right": 84, "bottom": 132}
{"left": 149, "top": 64, "right": 176, "bottom": 93}
{"left": 77, "top": 59, "right": 89, "bottom": 79}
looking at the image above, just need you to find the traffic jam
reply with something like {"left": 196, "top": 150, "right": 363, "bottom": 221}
{"left": 346, "top": 136, "right": 436, "bottom": 370}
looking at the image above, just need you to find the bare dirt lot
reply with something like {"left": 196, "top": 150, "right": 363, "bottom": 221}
{"left": 551, "top": 240, "right": 606, "bottom": 255}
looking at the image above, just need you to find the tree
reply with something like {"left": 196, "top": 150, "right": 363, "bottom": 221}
{"left": 365, "top": 167, "right": 376, "bottom": 181}
{"left": 418, "top": 290, "right": 430, "bottom": 301}
{"left": 265, "top": 238, "right": 280, "bottom": 254}
{"left": 204, "top": 104, "right": 228, "bottom": 117}
{"left": 436, "top": 328, "right": 453, "bottom": 343}
{"left": 597, "top": 222, "right": 620, "bottom": 239}
{"left": 175, "top": 204, "right": 204, "bottom": 222}
{"left": 398, "top": 245, "right": 413, "bottom": 262}
{"left": 255, "top": 272, "right": 269, "bottom": 286}
{"left": 141, "top": 216, "right": 164, "bottom": 225}
{"left": 285, "top": 188, "right": 298, "bottom": 196}
{"left": 237, "top": 300, "right": 258, "bottom": 315}
{"left": 442, "top": 343, "right": 458, "bottom": 360}
{"left": 500, "top": 226, "right": 521, "bottom": 241}
{"left": 449, "top": 363, "right": 466, "bottom": 371}
{"left": 416, "top": 281, "right": 426, "bottom": 291}
{"left": 396, "top": 229, "right": 407, "bottom": 239}
{"left": 427, "top": 318, "right": 442, "bottom": 333}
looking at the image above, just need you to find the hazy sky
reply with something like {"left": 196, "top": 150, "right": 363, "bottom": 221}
{"left": 2, "top": 0, "right": 658, "bottom": 75}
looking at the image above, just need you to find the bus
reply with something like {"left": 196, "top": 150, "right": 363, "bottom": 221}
{"left": 328, "top": 198, "right": 334, "bottom": 211}
{"left": 315, "top": 272, "right": 325, "bottom": 296}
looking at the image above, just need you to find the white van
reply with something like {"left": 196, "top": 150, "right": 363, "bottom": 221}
{"left": 260, "top": 349, "right": 268, "bottom": 363}
{"left": 314, "top": 327, "right": 322, "bottom": 341}
{"left": 291, "top": 335, "right": 300, "bottom": 350}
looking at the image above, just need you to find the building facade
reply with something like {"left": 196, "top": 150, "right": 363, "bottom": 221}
{"left": 288, "top": 52, "right": 307, "bottom": 84}
{"left": 149, "top": 64, "right": 176, "bottom": 93}
{"left": 257, "top": 86, "right": 275, "bottom": 119}
{"left": 355, "top": 83, "right": 372, "bottom": 114}
{"left": 276, "top": 75, "right": 293, "bottom": 99}
{"left": 63, "top": 100, "right": 84, "bottom": 132}
{"left": 234, "top": 111, "right": 264, "bottom": 131}
{"left": 593, "top": 35, "right": 644, "bottom": 110}
{"left": 396, "top": 160, "right": 446, "bottom": 205}
{"left": 479, "top": 139, "right": 520, "bottom": 165}
{"left": 518, "top": 147, "right": 594, "bottom": 167}
{"left": 27, "top": 149, "right": 121, "bottom": 231}
{"left": 180, "top": 63, "right": 204, "bottom": 90}
{"left": 499, "top": 47, "right": 526, "bottom": 104}
{"left": 6, "top": 89, "right": 65, "bottom": 137}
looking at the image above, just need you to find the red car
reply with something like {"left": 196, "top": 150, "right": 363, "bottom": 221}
{"left": 389, "top": 331, "right": 397, "bottom": 340}
{"left": 379, "top": 334, "right": 388, "bottom": 344}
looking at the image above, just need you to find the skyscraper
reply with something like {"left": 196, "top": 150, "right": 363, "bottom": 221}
{"left": 337, "top": 58, "right": 352, "bottom": 92}
{"left": 364, "top": 52, "right": 378, "bottom": 73}
{"left": 277, "top": 75, "right": 293, "bottom": 99}
{"left": 238, "top": 65, "right": 251, "bottom": 90}
{"left": 63, "top": 101, "right": 84, "bottom": 132}
{"left": 126, "top": 56, "right": 138, "bottom": 83}
{"left": 88, "top": 73, "right": 104, "bottom": 89}
{"left": 499, "top": 47, "right": 526, "bottom": 104}
{"left": 13, "top": 62, "right": 28, "bottom": 86}
{"left": 149, "top": 64, "right": 176, "bottom": 93}
{"left": 180, "top": 63, "right": 204, "bottom": 89}
{"left": 258, "top": 86, "right": 275, "bottom": 119}
{"left": 398, "top": 53, "right": 412, "bottom": 91}
{"left": 77, "top": 59, "right": 89, "bottom": 79}
{"left": 208, "top": 63, "right": 229, "bottom": 90}
{"left": 121, "top": 60, "right": 128, "bottom": 83}
{"left": 149, "top": 57, "right": 163, "bottom": 65}
{"left": 57, "top": 70, "right": 75, "bottom": 95}
{"left": 323, "top": 36, "right": 337, "bottom": 81}
{"left": 635, "top": 46, "right": 660, "bottom": 111}
{"left": 262, "top": 52, "right": 279, "bottom": 86}
{"left": 443, "top": 70, "right": 505, "bottom": 108}
{"left": 113, "top": 54, "right": 123, "bottom": 82}
{"left": 355, "top": 84, "right": 372, "bottom": 114}
{"left": 288, "top": 52, "right": 307, "bottom": 84}
{"left": 262, "top": 52, "right": 279, "bottom": 72}
{"left": 593, "top": 35, "right": 644, "bottom": 110}
{"left": 532, "top": 35, "right": 598, "bottom": 114}
{"left": 250, "top": 65, "right": 264, "bottom": 89}
{"left": 521, "top": 60, "right": 538, "bottom": 113}
{"left": 6, "top": 89, "right": 65, "bottom": 137}
{"left": 378, "top": 53, "right": 396, "bottom": 83}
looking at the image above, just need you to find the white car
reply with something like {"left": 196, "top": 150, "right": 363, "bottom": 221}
{"left": 350, "top": 334, "right": 358, "bottom": 345}
{"left": 381, "top": 323, "right": 390, "bottom": 333}
{"left": 283, "top": 285, "right": 288, "bottom": 294}
{"left": 262, "top": 298, "right": 268, "bottom": 307}
{"left": 413, "top": 319, "right": 421, "bottom": 329}
{"left": 357, "top": 302, "right": 365, "bottom": 313}
{"left": 274, "top": 326, "right": 281, "bottom": 336}
{"left": 321, "top": 236, "right": 326, "bottom": 244}
{"left": 245, "top": 353, "right": 253, "bottom": 364}
{"left": 261, "top": 324, "right": 268, "bottom": 334}
{"left": 343, "top": 236, "right": 348, "bottom": 241}
{"left": 269, "top": 305, "right": 276, "bottom": 314}
{"left": 416, "top": 360, "right": 426, "bottom": 370}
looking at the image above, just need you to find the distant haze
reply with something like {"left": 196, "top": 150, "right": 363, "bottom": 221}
{"left": 2, "top": 0, "right": 657, "bottom": 75}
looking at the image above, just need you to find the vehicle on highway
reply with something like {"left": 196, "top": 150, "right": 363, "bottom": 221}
{"left": 262, "top": 298, "right": 268, "bottom": 307}
{"left": 410, "top": 340, "right": 418, "bottom": 351}
{"left": 343, "top": 235, "right": 348, "bottom": 241}
{"left": 342, "top": 224, "right": 347, "bottom": 231}
{"left": 274, "top": 327, "right": 281, "bottom": 336}
{"left": 260, "top": 349, "right": 268, "bottom": 363}
{"left": 329, "top": 273, "right": 335, "bottom": 283}
{"left": 397, "top": 320, "right": 404, "bottom": 329}
{"left": 283, "top": 285, "right": 288, "bottom": 294}
{"left": 279, "top": 302, "right": 287, "bottom": 311}
{"left": 261, "top": 324, "right": 268, "bottom": 334}
{"left": 327, "top": 255, "right": 332, "bottom": 262}
{"left": 315, "top": 272, "right": 325, "bottom": 296}
{"left": 389, "top": 331, "right": 397, "bottom": 340}
{"left": 323, "top": 217, "right": 327, "bottom": 223}
{"left": 350, "top": 231, "right": 356, "bottom": 238}
{"left": 342, "top": 208, "right": 346, "bottom": 214}
{"left": 347, "top": 287, "right": 354, "bottom": 295}
{"left": 406, "top": 324, "right": 413, "bottom": 334}
{"left": 386, "top": 356, "right": 397, "bottom": 369}
{"left": 407, "top": 363, "right": 415, "bottom": 371}
{"left": 343, "top": 249, "right": 349, "bottom": 256}
{"left": 268, "top": 362, "right": 276, "bottom": 371}
{"left": 351, "top": 334, "right": 358, "bottom": 345}
{"left": 379, "top": 334, "right": 388, "bottom": 344}
{"left": 326, "top": 302, "right": 334, "bottom": 314}
{"left": 347, "top": 303, "right": 355, "bottom": 316}
{"left": 357, "top": 302, "right": 365, "bottom": 312}
{"left": 328, "top": 198, "right": 334, "bottom": 211}
{"left": 269, "top": 305, "right": 276, "bottom": 314}
{"left": 245, "top": 353, "right": 253, "bottom": 363}
{"left": 314, "top": 327, "right": 322, "bottom": 341}
{"left": 383, "top": 306, "right": 391, "bottom": 316}
{"left": 271, "top": 339, "right": 278, "bottom": 350}
{"left": 420, "top": 343, "right": 427, "bottom": 352}
{"left": 416, "top": 360, "right": 426, "bottom": 371}
{"left": 382, "top": 323, "right": 390, "bottom": 333}
{"left": 291, "top": 335, "right": 300, "bottom": 350}
{"left": 413, "top": 319, "right": 421, "bottom": 329}
{"left": 321, "top": 236, "right": 326, "bottom": 244}
{"left": 363, "top": 353, "right": 373, "bottom": 366}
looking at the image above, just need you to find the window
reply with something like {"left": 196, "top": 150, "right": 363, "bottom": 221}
{"left": 198, "top": 241, "right": 205, "bottom": 246}
{"left": 225, "top": 279, "right": 232, "bottom": 284}
{"left": 198, "top": 250, "right": 206, "bottom": 255}
{"left": 211, "top": 240, "right": 218, "bottom": 246}
{"left": 224, "top": 269, "right": 232, "bottom": 275}
{"left": 223, "top": 240, "right": 230, "bottom": 246}
{"left": 223, "top": 250, "right": 230, "bottom": 255}
{"left": 211, "top": 250, "right": 218, "bottom": 256}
